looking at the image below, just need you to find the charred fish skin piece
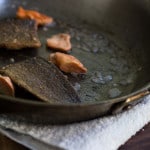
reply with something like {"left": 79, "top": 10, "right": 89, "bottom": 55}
{"left": 0, "top": 19, "right": 41, "bottom": 50}
{"left": 0, "top": 57, "right": 80, "bottom": 103}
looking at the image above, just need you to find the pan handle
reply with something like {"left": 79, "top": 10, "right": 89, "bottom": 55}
{"left": 112, "top": 89, "right": 150, "bottom": 115}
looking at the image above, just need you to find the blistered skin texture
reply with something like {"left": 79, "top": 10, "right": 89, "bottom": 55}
{"left": 17, "top": 7, "right": 53, "bottom": 26}
{"left": 0, "top": 57, "right": 80, "bottom": 103}
{"left": 49, "top": 52, "right": 87, "bottom": 74}
{"left": 0, "top": 19, "right": 41, "bottom": 49}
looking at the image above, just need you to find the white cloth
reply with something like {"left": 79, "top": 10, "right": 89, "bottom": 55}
{"left": 0, "top": 95, "right": 150, "bottom": 150}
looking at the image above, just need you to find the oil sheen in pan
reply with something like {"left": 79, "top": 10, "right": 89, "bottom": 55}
{"left": 0, "top": 19, "right": 141, "bottom": 103}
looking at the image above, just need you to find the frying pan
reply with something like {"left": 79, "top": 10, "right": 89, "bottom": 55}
{"left": 0, "top": 0, "right": 150, "bottom": 124}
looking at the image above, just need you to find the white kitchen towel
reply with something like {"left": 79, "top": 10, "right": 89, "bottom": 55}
{"left": 0, "top": 95, "right": 150, "bottom": 150}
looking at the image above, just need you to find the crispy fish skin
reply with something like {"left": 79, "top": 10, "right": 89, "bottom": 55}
{"left": 0, "top": 19, "right": 41, "bottom": 50}
{"left": 0, "top": 57, "right": 80, "bottom": 103}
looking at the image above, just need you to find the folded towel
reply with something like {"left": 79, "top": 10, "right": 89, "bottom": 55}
{"left": 0, "top": 95, "right": 150, "bottom": 150}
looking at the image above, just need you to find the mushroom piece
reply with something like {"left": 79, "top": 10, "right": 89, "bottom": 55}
{"left": 49, "top": 52, "right": 87, "bottom": 74}
{"left": 16, "top": 7, "right": 53, "bottom": 26}
{"left": 0, "top": 75, "right": 15, "bottom": 96}
{"left": 47, "top": 33, "right": 72, "bottom": 52}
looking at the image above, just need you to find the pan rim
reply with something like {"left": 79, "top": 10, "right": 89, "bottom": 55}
{"left": 0, "top": 84, "right": 149, "bottom": 107}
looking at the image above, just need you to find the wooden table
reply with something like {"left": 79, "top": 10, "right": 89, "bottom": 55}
{"left": 0, "top": 123, "right": 150, "bottom": 150}
{"left": 0, "top": 133, "right": 28, "bottom": 150}
{"left": 120, "top": 123, "right": 150, "bottom": 149}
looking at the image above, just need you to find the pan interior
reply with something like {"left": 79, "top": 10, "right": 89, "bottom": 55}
{"left": 0, "top": 0, "right": 149, "bottom": 103}
{"left": 0, "top": 20, "right": 141, "bottom": 103}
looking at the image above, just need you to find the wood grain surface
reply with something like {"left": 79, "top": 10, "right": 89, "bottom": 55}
{"left": 119, "top": 123, "right": 150, "bottom": 149}
{"left": 0, "top": 133, "right": 28, "bottom": 150}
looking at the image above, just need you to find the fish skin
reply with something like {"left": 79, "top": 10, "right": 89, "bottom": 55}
{"left": 0, "top": 57, "right": 80, "bottom": 103}
{"left": 0, "top": 19, "right": 41, "bottom": 50}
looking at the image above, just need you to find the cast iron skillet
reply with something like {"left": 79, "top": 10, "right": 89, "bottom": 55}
{"left": 0, "top": 0, "right": 150, "bottom": 124}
